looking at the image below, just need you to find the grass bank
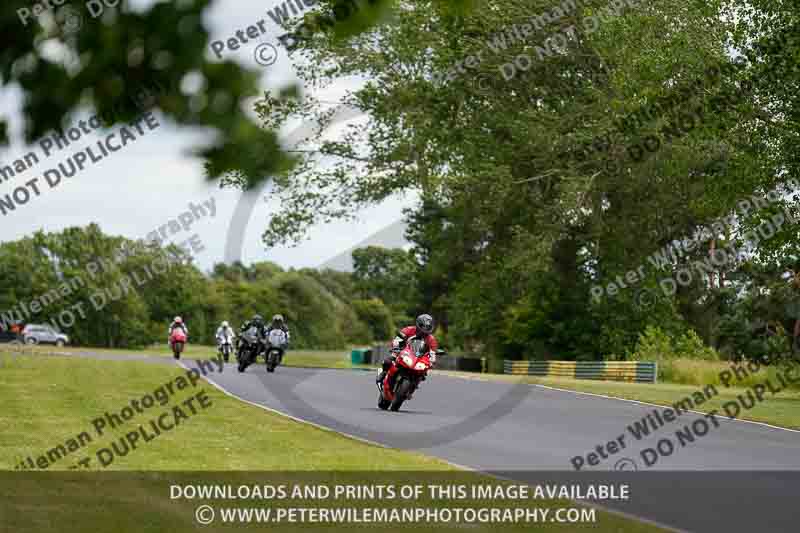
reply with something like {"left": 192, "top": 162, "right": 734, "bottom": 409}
{"left": 3, "top": 343, "right": 366, "bottom": 369}
{"left": 0, "top": 354, "right": 431, "bottom": 471}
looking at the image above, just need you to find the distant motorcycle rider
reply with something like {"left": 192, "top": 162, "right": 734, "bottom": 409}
{"left": 376, "top": 314, "right": 439, "bottom": 385}
{"left": 168, "top": 316, "right": 188, "bottom": 338}
{"left": 267, "top": 314, "right": 290, "bottom": 338}
{"left": 215, "top": 321, "right": 235, "bottom": 356}
{"left": 237, "top": 314, "right": 267, "bottom": 354}
{"left": 265, "top": 314, "right": 291, "bottom": 363}
{"left": 167, "top": 317, "right": 188, "bottom": 352}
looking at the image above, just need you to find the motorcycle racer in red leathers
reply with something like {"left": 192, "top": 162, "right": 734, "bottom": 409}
{"left": 376, "top": 314, "right": 439, "bottom": 386}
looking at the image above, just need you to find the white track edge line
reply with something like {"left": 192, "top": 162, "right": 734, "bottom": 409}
{"left": 532, "top": 383, "right": 800, "bottom": 434}
{"left": 176, "top": 361, "right": 392, "bottom": 451}
{"left": 435, "top": 370, "right": 800, "bottom": 434}
{"left": 176, "top": 362, "right": 685, "bottom": 533}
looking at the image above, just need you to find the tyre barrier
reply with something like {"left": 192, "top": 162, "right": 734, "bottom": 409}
{"left": 503, "top": 360, "right": 657, "bottom": 383}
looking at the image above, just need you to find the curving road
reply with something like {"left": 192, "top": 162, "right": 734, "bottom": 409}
{"left": 187, "top": 360, "right": 800, "bottom": 533}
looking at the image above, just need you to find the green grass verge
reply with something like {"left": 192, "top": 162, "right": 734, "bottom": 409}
{"left": 5, "top": 344, "right": 370, "bottom": 369}
{"left": 0, "top": 354, "right": 430, "bottom": 471}
{"left": 0, "top": 354, "right": 663, "bottom": 532}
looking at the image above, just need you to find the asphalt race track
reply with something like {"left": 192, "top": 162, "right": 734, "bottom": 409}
{"left": 187, "top": 360, "right": 800, "bottom": 533}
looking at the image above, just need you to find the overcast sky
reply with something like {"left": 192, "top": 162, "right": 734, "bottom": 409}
{"left": 0, "top": 0, "right": 412, "bottom": 272}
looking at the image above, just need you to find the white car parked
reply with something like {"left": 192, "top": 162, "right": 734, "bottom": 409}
{"left": 23, "top": 324, "right": 69, "bottom": 346}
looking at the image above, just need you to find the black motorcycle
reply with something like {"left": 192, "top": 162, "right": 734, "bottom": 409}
{"left": 236, "top": 326, "right": 265, "bottom": 373}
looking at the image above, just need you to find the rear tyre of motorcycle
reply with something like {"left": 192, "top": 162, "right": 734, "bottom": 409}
{"left": 390, "top": 379, "right": 412, "bottom": 412}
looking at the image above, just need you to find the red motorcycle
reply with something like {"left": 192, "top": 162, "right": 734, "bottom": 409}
{"left": 170, "top": 328, "right": 187, "bottom": 359}
{"left": 378, "top": 340, "right": 443, "bottom": 412}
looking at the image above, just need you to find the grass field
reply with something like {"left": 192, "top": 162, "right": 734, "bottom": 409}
{"left": 3, "top": 343, "right": 367, "bottom": 368}
{"left": 0, "top": 354, "right": 663, "bottom": 533}
{"left": 0, "top": 354, "right": 400, "bottom": 471}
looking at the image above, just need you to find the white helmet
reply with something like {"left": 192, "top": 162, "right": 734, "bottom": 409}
{"left": 221, "top": 321, "right": 229, "bottom": 328}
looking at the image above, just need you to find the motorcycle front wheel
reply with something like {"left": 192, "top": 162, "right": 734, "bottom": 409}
{"left": 266, "top": 351, "right": 277, "bottom": 373}
{"left": 390, "top": 379, "right": 413, "bottom": 412}
{"left": 237, "top": 349, "right": 250, "bottom": 373}
{"left": 173, "top": 342, "right": 183, "bottom": 360}
{"left": 378, "top": 391, "right": 391, "bottom": 410}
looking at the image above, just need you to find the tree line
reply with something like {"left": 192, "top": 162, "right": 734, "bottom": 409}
{"left": 0, "top": 225, "right": 403, "bottom": 349}
{"left": 249, "top": 0, "right": 800, "bottom": 364}
{"left": 5, "top": 1, "right": 800, "bottom": 364}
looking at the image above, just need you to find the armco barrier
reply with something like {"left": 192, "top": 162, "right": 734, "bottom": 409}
{"left": 503, "top": 360, "right": 657, "bottom": 383}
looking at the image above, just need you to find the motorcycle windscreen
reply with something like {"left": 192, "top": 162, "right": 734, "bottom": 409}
{"left": 243, "top": 327, "right": 260, "bottom": 344}
{"left": 409, "top": 338, "right": 425, "bottom": 356}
